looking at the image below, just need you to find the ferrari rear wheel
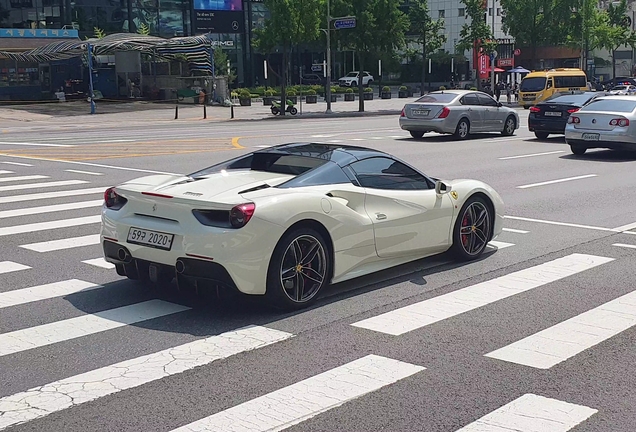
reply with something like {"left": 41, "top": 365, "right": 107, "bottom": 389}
{"left": 451, "top": 196, "right": 492, "bottom": 261}
{"left": 266, "top": 227, "right": 330, "bottom": 310}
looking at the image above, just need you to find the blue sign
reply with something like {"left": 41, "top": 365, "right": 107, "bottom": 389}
{"left": 333, "top": 18, "right": 356, "bottom": 29}
{"left": 0, "top": 28, "right": 79, "bottom": 38}
{"left": 489, "top": 53, "right": 495, "bottom": 62}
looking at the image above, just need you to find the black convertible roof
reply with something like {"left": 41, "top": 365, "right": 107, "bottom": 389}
{"left": 255, "top": 142, "right": 390, "bottom": 167}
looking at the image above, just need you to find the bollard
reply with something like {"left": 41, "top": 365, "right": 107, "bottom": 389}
{"left": 230, "top": 104, "right": 234, "bottom": 119}
{"left": 203, "top": 104, "right": 207, "bottom": 119}
{"left": 175, "top": 99, "right": 179, "bottom": 120}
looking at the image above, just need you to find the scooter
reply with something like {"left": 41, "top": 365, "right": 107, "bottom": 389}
{"left": 271, "top": 99, "right": 298, "bottom": 115}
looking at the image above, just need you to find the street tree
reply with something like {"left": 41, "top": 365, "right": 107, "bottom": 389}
{"left": 252, "top": 0, "right": 323, "bottom": 115}
{"left": 456, "top": 0, "right": 497, "bottom": 87}
{"left": 594, "top": 0, "right": 636, "bottom": 79}
{"left": 331, "top": 0, "right": 409, "bottom": 111}
{"left": 408, "top": 0, "right": 446, "bottom": 95}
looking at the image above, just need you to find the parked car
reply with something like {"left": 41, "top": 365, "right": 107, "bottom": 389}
{"left": 338, "top": 71, "right": 374, "bottom": 87}
{"left": 399, "top": 90, "right": 519, "bottom": 140}
{"left": 565, "top": 96, "right": 636, "bottom": 155}
{"left": 528, "top": 91, "right": 611, "bottom": 139}
{"left": 609, "top": 85, "right": 636, "bottom": 95}
{"left": 300, "top": 73, "right": 325, "bottom": 86}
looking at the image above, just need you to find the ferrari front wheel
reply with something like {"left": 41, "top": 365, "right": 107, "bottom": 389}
{"left": 451, "top": 196, "right": 492, "bottom": 261}
{"left": 266, "top": 227, "right": 330, "bottom": 310}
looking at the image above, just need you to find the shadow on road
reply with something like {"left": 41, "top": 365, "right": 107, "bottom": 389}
{"left": 560, "top": 149, "right": 636, "bottom": 163}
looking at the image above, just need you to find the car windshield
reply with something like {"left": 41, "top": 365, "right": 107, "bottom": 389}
{"left": 346, "top": 72, "right": 358, "bottom": 77}
{"left": 520, "top": 77, "right": 547, "bottom": 92}
{"left": 612, "top": 86, "right": 628, "bottom": 90}
{"left": 415, "top": 93, "right": 457, "bottom": 103}
{"left": 190, "top": 153, "right": 328, "bottom": 177}
{"left": 582, "top": 99, "right": 636, "bottom": 113}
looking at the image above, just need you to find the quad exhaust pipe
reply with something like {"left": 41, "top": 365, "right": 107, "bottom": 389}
{"left": 175, "top": 259, "right": 186, "bottom": 274}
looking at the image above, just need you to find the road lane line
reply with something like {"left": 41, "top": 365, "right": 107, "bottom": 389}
{"left": 455, "top": 394, "right": 597, "bottom": 431}
{"left": 0, "top": 170, "right": 14, "bottom": 175}
{"left": 613, "top": 221, "right": 636, "bottom": 232}
{"left": 0, "top": 141, "right": 75, "bottom": 147}
{"left": 0, "top": 280, "right": 100, "bottom": 309}
{"left": 21, "top": 234, "right": 101, "bottom": 252}
{"left": 488, "top": 241, "right": 515, "bottom": 249}
{"left": 0, "top": 200, "right": 102, "bottom": 219}
{"left": 351, "top": 254, "right": 614, "bottom": 336}
{"left": 0, "top": 300, "right": 190, "bottom": 357}
{"left": 170, "top": 355, "right": 425, "bottom": 432}
{"left": 0, "top": 175, "right": 48, "bottom": 183}
{"left": 64, "top": 169, "right": 103, "bottom": 176}
{"left": 517, "top": 174, "right": 597, "bottom": 189}
{"left": 499, "top": 150, "right": 565, "bottom": 160}
{"left": 485, "top": 290, "right": 636, "bottom": 369}
{"left": 1, "top": 162, "right": 32, "bottom": 166}
{"left": 0, "top": 215, "right": 101, "bottom": 237}
{"left": 613, "top": 243, "right": 636, "bottom": 249}
{"left": 502, "top": 228, "right": 529, "bottom": 234}
{"left": 0, "top": 326, "right": 293, "bottom": 430}
{"left": 82, "top": 258, "right": 115, "bottom": 269}
{"left": 0, "top": 187, "right": 103, "bottom": 204}
{"left": 0, "top": 180, "right": 88, "bottom": 193}
{"left": 504, "top": 215, "right": 619, "bottom": 233}
{"left": 0, "top": 155, "right": 180, "bottom": 175}
{"left": 0, "top": 261, "right": 30, "bottom": 275}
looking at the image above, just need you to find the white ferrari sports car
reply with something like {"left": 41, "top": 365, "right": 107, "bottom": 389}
{"left": 101, "top": 143, "right": 504, "bottom": 310}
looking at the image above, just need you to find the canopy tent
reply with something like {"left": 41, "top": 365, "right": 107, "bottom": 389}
{"left": 0, "top": 33, "right": 215, "bottom": 74}
{"left": 508, "top": 66, "right": 530, "bottom": 74}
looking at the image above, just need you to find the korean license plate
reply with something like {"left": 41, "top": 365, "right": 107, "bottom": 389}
{"left": 127, "top": 227, "right": 174, "bottom": 250}
{"left": 582, "top": 133, "right": 600, "bottom": 141}
{"left": 545, "top": 111, "right": 562, "bottom": 117}
{"left": 412, "top": 109, "right": 429, "bottom": 116}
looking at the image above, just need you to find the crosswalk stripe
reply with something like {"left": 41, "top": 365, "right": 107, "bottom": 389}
{"left": 0, "top": 215, "right": 101, "bottom": 237}
{"left": 0, "top": 180, "right": 88, "bottom": 193}
{"left": 502, "top": 228, "right": 529, "bottom": 234}
{"left": 0, "top": 200, "right": 102, "bottom": 219}
{"left": 0, "top": 299, "right": 190, "bottom": 357}
{"left": 0, "top": 279, "right": 100, "bottom": 309}
{"left": 1, "top": 162, "right": 33, "bottom": 167}
{"left": 0, "top": 261, "right": 30, "bottom": 275}
{"left": 170, "top": 354, "right": 425, "bottom": 432}
{"left": 485, "top": 289, "right": 636, "bottom": 369}
{"left": 20, "top": 234, "right": 101, "bottom": 252}
{"left": 351, "top": 254, "right": 614, "bottom": 336}
{"left": 455, "top": 394, "right": 597, "bottom": 431}
{"left": 0, "top": 186, "right": 104, "bottom": 204}
{"left": 64, "top": 169, "right": 103, "bottom": 176}
{"left": 488, "top": 240, "right": 515, "bottom": 249}
{"left": 0, "top": 175, "right": 48, "bottom": 183}
{"left": 0, "top": 170, "right": 14, "bottom": 175}
{"left": 0, "top": 325, "right": 293, "bottom": 430}
{"left": 82, "top": 257, "right": 115, "bottom": 269}
{"left": 613, "top": 243, "right": 636, "bottom": 250}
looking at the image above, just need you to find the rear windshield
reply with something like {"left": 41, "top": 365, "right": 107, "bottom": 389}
{"left": 582, "top": 99, "right": 636, "bottom": 113}
{"left": 415, "top": 93, "right": 457, "bottom": 103}
{"left": 190, "top": 153, "right": 328, "bottom": 177}
{"left": 544, "top": 94, "right": 593, "bottom": 105}
{"left": 520, "top": 77, "right": 546, "bottom": 92}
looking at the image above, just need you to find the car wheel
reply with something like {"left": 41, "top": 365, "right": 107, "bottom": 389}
{"left": 570, "top": 144, "right": 587, "bottom": 155}
{"left": 535, "top": 131, "right": 549, "bottom": 139}
{"left": 352, "top": 81, "right": 357, "bottom": 86}
{"left": 501, "top": 116, "right": 516, "bottom": 136}
{"left": 451, "top": 195, "right": 492, "bottom": 261}
{"left": 454, "top": 118, "right": 470, "bottom": 139}
{"left": 266, "top": 227, "right": 330, "bottom": 310}
{"left": 410, "top": 131, "right": 425, "bottom": 139}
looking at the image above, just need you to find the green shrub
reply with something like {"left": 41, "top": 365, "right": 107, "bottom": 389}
{"left": 345, "top": 88, "right": 353, "bottom": 93}
{"left": 306, "top": 89, "right": 317, "bottom": 95}
{"left": 382, "top": 86, "right": 391, "bottom": 92}
{"left": 238, "top": 89, "right": 251, "bottom": 99}
{"left": 286, "top": 88, "right": 297, "bottom": 96}
{"left": 399, "top": 85, "right": 407, "bottom": 91}
{"left": 264, "top": 89, "right": 274, "bottom": 97}
{"left": 231, "top": 91, "right": 238, "bottom": 98}
{"left": 470, "top": 86, "right": 478, "bottom": 90}
{"left": 352, "top": 87, "right": 359, "bottom": 93}
{"left": 364, "top": 87, "right": 373, "bottom": 93}
{"left": 439, "top": 86, "right": 446, "bottom": 90}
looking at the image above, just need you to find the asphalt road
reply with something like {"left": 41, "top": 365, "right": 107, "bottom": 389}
{"left": 1, "top": 110, "right": 636, "bottom": 432}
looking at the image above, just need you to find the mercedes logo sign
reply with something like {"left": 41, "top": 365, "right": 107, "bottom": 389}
{"left": 231, "top": 21, "right": 239, "bottom": 30}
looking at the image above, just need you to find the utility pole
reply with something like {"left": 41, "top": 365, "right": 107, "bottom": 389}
{"left": 490, "top": 0, "right": 496, "bottom": 94}
{"left": 326, "top": 0, "right": 332, "bottom": 113}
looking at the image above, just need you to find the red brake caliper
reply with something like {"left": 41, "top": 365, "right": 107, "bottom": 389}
{"left": 461, "top": 213, "right": 469, "bottom": 247}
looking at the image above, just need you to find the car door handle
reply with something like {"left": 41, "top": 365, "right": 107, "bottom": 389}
{"left": 375, "top": 213, "right": 387, "bottom": 220}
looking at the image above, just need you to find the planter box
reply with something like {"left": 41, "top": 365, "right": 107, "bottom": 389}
{"left": 305, "top": 95, "right": 317, "bottom": 103}
{"left": 344, "top": 93, "right": 355, "bottom": 101}
{"left": 329, "top": 94, "right": 337, "bottom": 102}
{"left": 398, "top": 91, "right": 409, "bottom": 98}
{"left": 239, "top": 98, "right": 251, "bottom": 106}
{"left": 363, "top": 93, "right": 373, "bottom": 100}
{"left": 263, "top": 96, "right": 274, "bottom": 106}
{"left": 381, "top": 92, "right": 392, "bottom": 99}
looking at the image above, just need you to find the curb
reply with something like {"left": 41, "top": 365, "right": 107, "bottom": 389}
{"left": 217, "top": 109, "right": 403, "bottom": 123}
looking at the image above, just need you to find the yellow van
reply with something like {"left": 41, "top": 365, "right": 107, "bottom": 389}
{"left": 519, "top": 68, "right": 588, "bottom": 108}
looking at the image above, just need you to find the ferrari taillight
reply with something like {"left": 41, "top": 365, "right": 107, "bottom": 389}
{"left": 230, "top": 203, "right": 256, "bottom": 228}
{"left": 104, "top": 187, "right": 127, "bottom": 210}
{"left": 438, "top": 107, "right": 450, "bottom": 118}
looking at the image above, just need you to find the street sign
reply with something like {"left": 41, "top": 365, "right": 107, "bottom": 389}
{"left": 311, "top": 64, "right": 323, "bottom": 72}
{"left": 334, "top": 18, "right": 356, "bottom": 29}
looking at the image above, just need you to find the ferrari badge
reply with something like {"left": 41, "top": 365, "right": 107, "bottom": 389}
{"left": 450, "top": 191, "right": 458, "bottom": 200}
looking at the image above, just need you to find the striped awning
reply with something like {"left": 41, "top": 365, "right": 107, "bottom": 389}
{"left": 0, "top": 33, "right": 214, "bottom": 73}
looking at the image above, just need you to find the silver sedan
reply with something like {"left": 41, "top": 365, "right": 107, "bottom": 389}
{"left": 399, "top": 89, "right": 520, "bottom": 139}
{"left": 564, "top": 96, "right": 636, "bottom": 155}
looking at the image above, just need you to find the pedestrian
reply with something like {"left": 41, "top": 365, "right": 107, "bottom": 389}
{"left": 506, "top": 85, "right": 511, "bottom": 104}
{"left": 495, "top": 83, "right": 501, "bottom": 101}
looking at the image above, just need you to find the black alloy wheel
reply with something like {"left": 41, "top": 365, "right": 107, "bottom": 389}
{"left": 451, "top": 196, "right": 493, "bottom": 261}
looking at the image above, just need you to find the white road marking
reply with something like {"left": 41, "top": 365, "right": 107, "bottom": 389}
{"left": 0, "top": 180, "right": 88, "bottom": 193}
{"left": 613, "top": 243, "right": 636, "bottom": 250}
{"left": 502, "top": 228, "right": 529, "bottom": 234}
{"left": 0, "top": 187, "right": 104, "bottom": 204}
{"left": 517, "top": 174, "right": 597, "bottom": 189}
{"left": 170, "top": 355, "right": 424, "bottom": 432}
{"left": 0, "top": 280, "right": 100, "bottom": 309}
{"left": 0, "top": 170, "right": 14, "bottom": 174}
{"left": 499, "top": 150, "right": 565, "bottom": 160}
{"left": 310, "top": 134, "right": 336, "bottom": 137}
{"left": 0, "top": 300, "right": 190, "bottom": 357}
{"left": 0, "top": 200, "right": 102, "bottom": 219}
{"left": 613, "top": 221, "right": 636, "bottom": 232}
{"left": 370, "top": 136, "right": 385, "bottom": 140}
{"left": 0, "top": 326, "right": 293, "bottom": 430}
{"left": 486, "top": 289, "right": 636, "bottom": 369}
{"left": 504, "top": 215, "right": 619, "bottom": 233}
{"left": 0, "top": 141, "right": 75, "bottom": 147}
{"left": 82, "top": 258, "right": 115, "bottom": 269}
{"left": 455, "top": 394, "right": 597, "bottom": 432}
{"left": 64, "top": 169, "right": 103, "bottom": 176}
{"left": 1, "top": 162, "right": 32, "bottom": 167}
{"left": 0, "top": 175, "right": 48, "bottom": 183}
{"left": 350, "top": 138, "right": 366, "bottom": 141}
{"left": 0, "top": 261, "right": 30, "bottom": 275}
{"left": 388, "top": 135, "right": 405, "bottom": 138}
{"left": 327, "top": 139, "right": 343, "bottom": 143}
{"left": 255, "top": 145, "right": 272, "bottom": 148}
{"left": 0, "top": 155, "right": 180, "bottom": 175}
{"left": 0, "top": 215, "right": 101, "bottom": 237}
{"left": 487, "top": 240, "right": 515, "bottom": 249}
{"left": 21, "top": 234, "right": 100, "bottom": 252}
{"left": 351, "top": 254, "right": 613, "bottom": 336}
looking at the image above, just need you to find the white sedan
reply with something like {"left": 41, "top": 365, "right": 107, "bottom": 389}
{"left": 101, "top": 143, "right": 504, "bottom": 310}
